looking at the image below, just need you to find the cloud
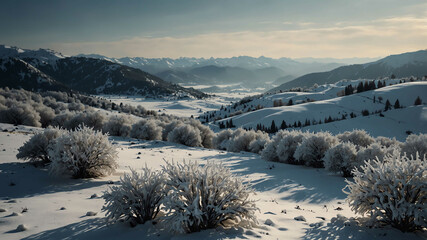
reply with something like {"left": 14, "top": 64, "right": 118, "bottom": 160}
{"left": 52, "top": 16, "right": 427, "bottom": 58}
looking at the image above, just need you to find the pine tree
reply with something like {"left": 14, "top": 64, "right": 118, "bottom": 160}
{"left": 394, "top": 99, "right": 400, "bottom": 109}
{"left": 280, "top": 120, "right": 287, "bottom": 129}
{"left": 384, "top": 100, "right": 391, "bottom": 111}
{"left": 356, "top": 82, "right": 364, "bottom": 93}
{"left": 270, "top": 120, "right": 277, "bottom": 133}
{"left": 414, "top": 96, "right": 422, "bottom": 105}
{"left": 287, "top": 99, "right": 293, "bottom": 106}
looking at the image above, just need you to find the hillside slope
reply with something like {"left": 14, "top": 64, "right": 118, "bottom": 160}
{"left": 270, "top": 50, "right": 427, "bottom": 92}
{"left": 216, "top": 81, "right": 427, "bottom": 140}
{"left": 0, "top": 45, "right": 207, "bottom": 98}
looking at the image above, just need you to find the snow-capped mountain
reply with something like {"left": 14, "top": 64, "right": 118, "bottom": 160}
{"left": 270, "top": 50, "right": 427, "bottom": 92}
{"left": 77, "top": 54, "right": 345, "bottom": 88}
{"left": 0, "top": 45, "right": 207, "bottom": 98}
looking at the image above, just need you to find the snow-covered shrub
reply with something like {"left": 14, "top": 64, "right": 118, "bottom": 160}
{"left": 103, "top": 167, "right": 166, "bottom": 226}
{"left": 248, "top": 131, "right": 270, "bottom": 154}
{"left": 344, "top": 151, "right": 426, "bottom": 232}
{"left": 356, "top": 142, "right": 390, "bottom": 165}
{"left": 337, "top": 130, "right": 374, "bottom": 148}
{"left": 323, "top": 142, "right": 358, "bottom": 177}
{"left": 48, "top": 125, "right": 118, "bottom": 178}
{"left": 213, "top": 129, "right": 233, "bottom": 150}
{"left": 375, "top": 136, "right": 401, "bottom": 148}
{"left": 226, "top": 129, "right": 267, "bottom": 153}
{"left": 162, "top": 161, "right": 258, "bottom": 233}
{"left": 226, "top": 129, "right": 269, "bottom": 153}
{"left": 103, "top": 115, "right": 133, "bottom": 137}
{"left": 402, "top": 133, "right": 427, "bottom": 158}
{"left": 261, "top": 130, "right": 293, "bottom": 162}
{"left": 162, "top": 120, "right": 183, "bottom": 141}
{"left": 294, "top": 131, "right": 339, "bottom": 168}
{"left": 0, "top": 103, "right": 41, "bottom": 127}
{"left": 16, "top": 127, "right": 64, "bottom": 164}
{"left": 167, "top": 124, "right": 202, "bottom": 147}
{"left": 33, "top": 105, "right": 56, "bottom": 127}
{"left": 276, "top": 130, "right": 307, "bottom": 164}
{"left": 188, "top": 119, "right": 214, "bottom": 148}
{"left": 64, "top": 111, "right": 106, "bottom": 130}
{"left": 130, "top": 119, "right": 163, "bottom": 141}
{"left": 51, "top": 112, "right": 73, "bottom": 128}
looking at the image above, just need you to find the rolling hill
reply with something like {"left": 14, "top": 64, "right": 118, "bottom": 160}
{"left": 270, "top": 50, "right": 427, "bottom": 92}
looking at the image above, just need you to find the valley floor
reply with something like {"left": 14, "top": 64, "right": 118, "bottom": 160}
{"left": 0, "top": 124, "right": 425, "bottom": 240}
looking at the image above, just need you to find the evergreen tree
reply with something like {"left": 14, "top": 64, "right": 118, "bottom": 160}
{"left": 280, "top": 120, "right": 287, "bottom": 129}
{"left": 270, "top": 120, "right": 277, "bottom": 133}
{"left": 356, "top": 82, "right": 364, "bottom": 93}
{"left": 394, "top": 99, "right": 400, "bottom": 109}
{"left": 287, "top": 99, "right": 293, "bottom": 106}
{"left": 384, "top": 100, "right": 391, "bottom": 111}
{"left": 414, "top": 96, "right": 422, "bottom": 105}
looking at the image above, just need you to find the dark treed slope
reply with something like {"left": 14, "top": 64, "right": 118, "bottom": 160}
{"left": 0, "top": 45, "right": 207, "bottom": 98}
{"left": 269, "top": 50, "right": 427, "bottom": 92}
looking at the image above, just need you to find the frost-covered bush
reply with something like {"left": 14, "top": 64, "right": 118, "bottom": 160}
{"left": 64, "top": 111, "right": 106, "bottom": 130}
{"left": 102, "top": 115, "right": 133, "bottom": 137}
{"left": 162, "top": 161, "right": 258, "bottom": 233}
{"left": 294, "top": 132, "right": 339, "bottom": 168}
{"left": 103, "top": 167, "right": 166, "bottom": 226}
{"left": 248, "top": 131, "right": 270, "bottom": 154}
{"left": 375, "top": 136, "right": 401, "bottom": 148}
{"left": 130, "top": 119, "right": 163, "bottom": 141}
{"left": 261, "top": 130, "right": 294, "bottom": 162}
{"left": 213, "top": 129, "right": 234, "bottom": 150}
{"left": 0, "top": 103, "right": 41, "bottom": 127}
{"left": 344, "top": 151, "right": 426, "bottom": 232}
{"left": 33, "top": 105, "right": 56, "bottom": 127}
{"left": 16, "top": 127, "right": 64, "bottom": 164}
{"left": 402, "top": 133, "right": 427, "bottom": 158}
{"left": 337, "top": 130, "right": 374, "bottom": 148}
{"left": 51, "top": 112, "right": 73, "bottom": 128}
{"left": 188, "top": 119, "right": 214, "bottom": 148}
{"left": 162, "top": 120, "right": 183, "bottom": 141}
{"left": 48, "top": 125, "right": 118, "bottom": 178}
{"left": 276, "top": 130, "right": 307, "bottom": 164}
{"left": 356, "top": 142, "right": 390, "bottom": 164}
{"left": 226, "top": 129, "right": 262, "bottom": 153}
{"left": 323, "top": 142, "right": 358, "bottom": 177}
{"left": 167, "top": 124, "right": 202, "bottom": 147}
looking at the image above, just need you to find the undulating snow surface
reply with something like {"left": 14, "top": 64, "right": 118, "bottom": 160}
{"left": 214, "top": 81, "right": 427, "bottom": 140}
{"left": 1, "top": 123, "right": 425, "bottom": 239}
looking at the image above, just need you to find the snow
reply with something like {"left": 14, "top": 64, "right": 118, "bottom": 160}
{"left": 0, "top": 123, "right": 425, "bottom": 239}
{"left": 218, "top": 82, "right": 427, "bottom": 141}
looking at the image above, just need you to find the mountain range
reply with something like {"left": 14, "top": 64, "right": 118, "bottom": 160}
{"left": 76, "top": 54, "right": 346, "bottom": 88}
{"left": 0, "top": 45, "right": 207, "bottom": 98}
{"left": 270, "top": 50, "right": 427, "bottom": 92}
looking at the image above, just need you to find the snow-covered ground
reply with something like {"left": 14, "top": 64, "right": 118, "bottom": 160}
{"left": 1, "top": 124, "right": 425, "bottom": 240}
{"left": 99, "top": 85, "right": 264, "bottom": 118}
{"left": 215, "top": 82, "right": 427, "bottom": 141}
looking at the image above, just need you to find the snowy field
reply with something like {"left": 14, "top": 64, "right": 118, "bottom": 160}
{"left": 99, "top": 85, "right": 264, "bottom": 118}
{"left": 0, "top": 124, "right": 425, "bottom": 240}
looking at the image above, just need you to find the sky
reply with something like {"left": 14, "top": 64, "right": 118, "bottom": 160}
{"left": 1, "top": 0, "right": 427, "bottom": 59}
